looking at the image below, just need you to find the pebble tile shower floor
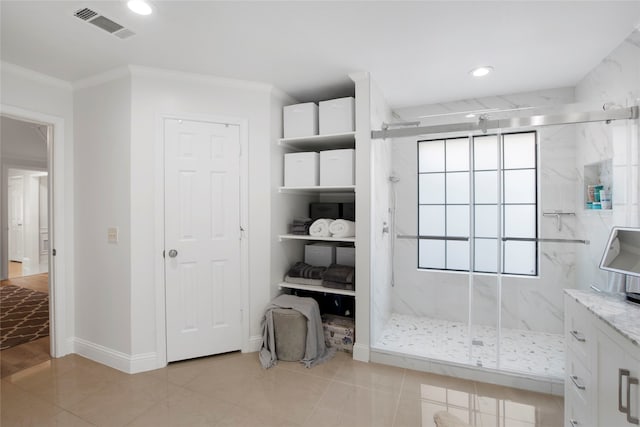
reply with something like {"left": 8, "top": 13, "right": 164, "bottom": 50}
{"left": 375, "top": 313, "right": 565, "bottom": 380}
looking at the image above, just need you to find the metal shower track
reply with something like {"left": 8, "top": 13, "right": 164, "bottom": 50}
{"left": 372, "top": 105, "right": 639, "bottom": 139}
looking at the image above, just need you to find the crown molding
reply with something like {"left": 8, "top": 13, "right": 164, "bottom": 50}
{"left": 128, "top": 65, "right": 276, "bottom": 94}
{"left": 1, "top": 62, "right": 72, "bottom": 90}
{"left": 72, "top": 67, "right": 131, "bottom": 90}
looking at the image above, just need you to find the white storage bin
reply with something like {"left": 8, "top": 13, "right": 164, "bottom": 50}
{"left": 320, "top": 149, "right": 355, "bottom": 186}
{"left": 284, "top": 152, "right": 319, "bottom": 187}
{"left": 319, "top": 97, "right": 355, "bottom": 135}
{"left": 336, "top": 246, "right": 355, "bottom": 267}
{"left": 283, "top": 102, "right": 319, "bottom": 138}
{"left": 304, "top": 243, "right": 336, "bottom": 267}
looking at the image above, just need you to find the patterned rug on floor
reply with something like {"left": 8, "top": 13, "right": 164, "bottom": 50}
{"left": 0, "top": 285, "right": 49, "bottom": 350}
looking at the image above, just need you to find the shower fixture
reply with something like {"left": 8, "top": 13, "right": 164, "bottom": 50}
{"left": 543, "top": 210, "right": 576, "bottom": 232}
{"left": 381, "top": 121, "right": 420, "bottom": 131}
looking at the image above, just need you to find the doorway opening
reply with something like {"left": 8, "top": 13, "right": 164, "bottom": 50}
{"left": 1, "top": 115, "right": 52, "bottom": 377}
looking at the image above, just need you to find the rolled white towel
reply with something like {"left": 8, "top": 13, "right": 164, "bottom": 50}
{"left": 309, "top": 218, "right": 334, "bottom": 237}
{"left": 329, "top": 219, "right": 356, "bottom": 238}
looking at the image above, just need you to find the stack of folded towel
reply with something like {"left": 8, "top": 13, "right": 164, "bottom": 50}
{"left": 289, "top": 217, "right": 313, "bottom": 235}
{"left": 309, "top": 219, "right": 356, "bottom": 238}
{"left": 284, "top": 262, "right": 326, "bottom": 286}
{"left": 284, "top": 262, "right": 355, "bottom": 290}
{"left": 322, "top": 264, "right": 355, "bottom": 291}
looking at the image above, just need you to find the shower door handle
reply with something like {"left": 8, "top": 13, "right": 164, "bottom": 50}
{"left": 570, "top": 330, "right": 586, "bottom": 342}
{"left": 570, "top": 375, "right": 585, "bottom": 390}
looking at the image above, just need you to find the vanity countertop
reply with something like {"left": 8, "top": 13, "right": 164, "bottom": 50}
{"left": 565, "top": 289, "right": 640, "bottom": 347}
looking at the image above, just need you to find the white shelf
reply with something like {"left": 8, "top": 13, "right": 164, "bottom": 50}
{"left": 279, "top": 185, "right": 355, "bottom": 194}
{"left": 279, "top": 234, "right": 355, "bottom": 243}
{"left": 278, "top": 282, "right": 355, "bottom": 297}
{"left": 278, "top": 132, "right": 355, "bottom": 151}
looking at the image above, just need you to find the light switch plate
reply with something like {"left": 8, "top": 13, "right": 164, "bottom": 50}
{"left": 107, "top": 227, "right": 119, "bottom": 243}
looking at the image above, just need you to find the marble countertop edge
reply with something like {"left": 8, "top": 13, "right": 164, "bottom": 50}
{"left": 565, "top": 288, "right": 640, "bottom": 347}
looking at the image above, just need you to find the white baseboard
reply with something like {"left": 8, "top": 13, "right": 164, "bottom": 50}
{"left": 352, "top": 342, "right": 370, "bottom": 362}
{"left": 243, "top": 335, "right": 262, "bottom": 353}
{"left": 71, "top": 337, "right": 158, "bottom": 374}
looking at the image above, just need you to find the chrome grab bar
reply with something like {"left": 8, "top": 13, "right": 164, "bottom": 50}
{"left": 395, "top": 235, "right": 589, "bottom": 244}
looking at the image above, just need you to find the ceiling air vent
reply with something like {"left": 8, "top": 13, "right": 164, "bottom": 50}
{"left": 88, "top": 15, "right": 124, "bottom": 33}
{"left": 74, "top": 7, "right": 97, "bottom": 21}
{"left": 73, "top": 7, "right": 135, "bottom": 39}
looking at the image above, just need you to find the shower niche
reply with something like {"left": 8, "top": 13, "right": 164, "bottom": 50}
{"left": 584, "top": 158, "right": 613, "bottom": 210}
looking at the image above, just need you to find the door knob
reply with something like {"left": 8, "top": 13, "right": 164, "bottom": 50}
{"left": 168, "top": 249, "right": 178, "bottom": 258}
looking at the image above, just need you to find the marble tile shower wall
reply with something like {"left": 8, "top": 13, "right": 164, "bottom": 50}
{"left": 371, "top": 136, "right": 393, "bottom": 344}
{"left": 370, "top": 82, "right": 395, "bottom": 344}
{"left": 575, "top": 30, "right": 640, "bottom": 292}
{"left": 390, "top": 87, "right": 577, "bottom": 335}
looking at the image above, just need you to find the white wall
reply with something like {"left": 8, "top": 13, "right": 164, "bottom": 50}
{"left": 129, "top": 67, "right": 276, "bottom": 359}
{"left": 391, "top": 87, "right": 576, "bottom": 335}
{"left": 0, "top": 62, "right": 74, "bottom": 356}
{"left": 74, "top": 75, "right": 132, "bottom": 355}
{"left": 575, "top": 29, "right": 640, "bottom": 291}
{"left": 351, "top": 72, "right": 373, "bottom": 361}
{"left": 1, "top": 116, "right": 47, "bottom": 164}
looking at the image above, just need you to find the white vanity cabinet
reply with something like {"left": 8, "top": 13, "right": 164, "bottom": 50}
{"left": 565, "top": 295, "right": 595, "bottom": 427}
{"left": 565, "top": 291, "right": 640, "bottom": 427}
{"left": 594, "top": 324, "right": 640, "bottom": 426}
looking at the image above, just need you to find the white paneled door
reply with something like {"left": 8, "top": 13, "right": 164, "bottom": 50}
{"left": 164, "top": 118, "right": 242, "bottom": 362}
{"left": 8, "top": 175, "right": 24, "bottom": 262}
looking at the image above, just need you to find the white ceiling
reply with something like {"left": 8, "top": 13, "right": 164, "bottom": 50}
{"left": 2, "top": 1, "right": 640, "bottom": 107}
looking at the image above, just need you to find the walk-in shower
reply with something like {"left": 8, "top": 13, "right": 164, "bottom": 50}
{"left": 369, "top": 96, "right": 639, "bottom": 389}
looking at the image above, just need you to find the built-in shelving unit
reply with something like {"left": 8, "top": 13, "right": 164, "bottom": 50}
{"left": 278, "top": 234, "right": 356, "bottom": 243}
{"left": 274, "top": 88, "right": 359, "bottom": 355}
{"left": 278, "top": 131, "right": 355, "bottom": 151}
{"left": 278, "top": 282, "right": 355, "bottom": 297}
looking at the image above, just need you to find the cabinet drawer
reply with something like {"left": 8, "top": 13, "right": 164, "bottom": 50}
{"left": 566, "top": 354, "right": 592, "bottom": 404}
{"left": 565, "top": 296, "right": 593, "bottom": 367}
{"left": 565, "top": 381, "right": 593, "bottom": 427}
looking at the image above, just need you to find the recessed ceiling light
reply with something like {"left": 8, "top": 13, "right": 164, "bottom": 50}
{"left": 465, "top": 113, "right": 476, "bottom": 118}
{"left": 470, "top": 66, "right": 493, "bottom": 77}
{"left": 127, "top": 0, "right": 152, "bottom": 15}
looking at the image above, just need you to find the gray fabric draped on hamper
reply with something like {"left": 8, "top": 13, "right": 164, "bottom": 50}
{"left": 260, "top": 294, "right": 335, "bottom": 368}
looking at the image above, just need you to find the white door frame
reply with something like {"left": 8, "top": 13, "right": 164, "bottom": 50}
{"left": 0, "top": 105, "right": 69, "bottom": 358}
{"left": 154, "top": 112, "right": 250, "bottom": 367}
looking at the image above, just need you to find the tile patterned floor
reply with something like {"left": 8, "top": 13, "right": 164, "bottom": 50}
{"left": 375, "top": 313, "right": 565, "bottom": 380}
{"left": 0, "top": 350, "right": 563, "bottom": 426}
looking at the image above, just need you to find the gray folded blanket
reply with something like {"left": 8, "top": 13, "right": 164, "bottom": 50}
{"left": 259, "top": 294, "right": 336, "bottom": 369}
{"left": 323, "top": 264, "right": 355, "bottom": 284}
{"left": 323, "top": 281, "right": 355, "bottom": 291}
{"left": 287, "top": 262, "right": 326, "bottom": 280}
